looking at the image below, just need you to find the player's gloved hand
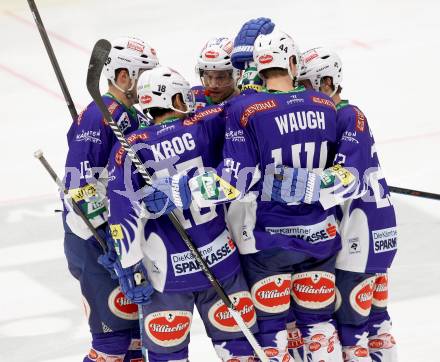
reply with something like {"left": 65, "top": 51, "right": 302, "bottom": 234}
{"left": 263, "top": 165, "right": 320, "bottom": 204}
{"left": 113, "top": 260, "right": 154, "bottom": 304}
{"left": 143, "top": 174, "right": 192, "bottom": 215}
{"left": 97, "top": 236, "right": 118, "bottom": 280}
{"left": 237, "top": 63, "right": 265, "bottom": 93}
{"left": 232, "top": 17, "right": 275, "bottom": 70}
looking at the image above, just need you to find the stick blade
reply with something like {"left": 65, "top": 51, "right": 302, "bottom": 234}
{"left": 86, "top": 39, "right": 111, "bottom": 97}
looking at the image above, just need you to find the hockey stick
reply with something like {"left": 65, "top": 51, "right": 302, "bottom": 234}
{"left": 27, "top": 0, "right": 78, "bottom": 121}
{"left": 27, "top": 0, "right": 110, "bottom": 253}
{"left": 34, "top": 150, "right": 107, "bottom": 251}
{"left": 389, "top": 186, "right": 440, "bottom": 201}
{"left": 87, "top": 39, "right": 268, "bottom": 362}
{"left": 28, "top": 2, "right": 149, "bottom": 355}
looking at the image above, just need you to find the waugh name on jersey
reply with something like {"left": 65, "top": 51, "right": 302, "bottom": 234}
{"left": 275, "top": 111, "right": 326, "bottom": 135}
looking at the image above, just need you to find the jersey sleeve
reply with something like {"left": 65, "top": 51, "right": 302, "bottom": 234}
{"left": 319, "top": 105, "right": 372, "bottom": 209}
{"left": 63, "top": 100, "right": 120, "bottom": 239}
{"left": 107, "top": 146, "right": 145, "bottom": 268}
{"left": 203, "top": 105, "right": 227, "bottom": 163}
{"left": 189, "top": 99, "right": 261, "bottom": 207}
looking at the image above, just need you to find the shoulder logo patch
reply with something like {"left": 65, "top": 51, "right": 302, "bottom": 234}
{"left": 240, "top": 99, "right": 277, "bottom": 127}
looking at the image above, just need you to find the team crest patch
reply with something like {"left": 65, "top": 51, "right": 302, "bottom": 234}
{"left": 208, "top": 291, "right": 256, "bottom": 332}
{"left": 145, "top": 310, "right": 192, "bottom": 347}
{"left": 372, "top": 274, "right": 388, "bottom": 308}
{"left": 251, "top": 274, "right": 291, "bottom": 313}
{"left": 349, "top": 276, "right": 375, "bottom": 316}
{"left": 108, "top": 287, "right": 139, "bottom": 320}
{"left": 291, "top": 271, "right": 335, "bottom": 309}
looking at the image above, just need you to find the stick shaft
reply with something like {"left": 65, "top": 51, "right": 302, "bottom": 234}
{"left": 34, "top": 151, "right": 107, "bottom": 251}
{"left": 27, "top": 0, "right": 78, "bottom": 121}
{"left": 389, "top": 186, "right": 440, "bottom": 200}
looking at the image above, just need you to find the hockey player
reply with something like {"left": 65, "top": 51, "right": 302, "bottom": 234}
{"left": 230, "top": 18, "right": 306, "bottom": 360}
{"left": 106, "top": 65, "right": 259, "bottom": 362}
{"left": 62, "top": 36, "right": 158, "bottom": 361}
{"left": 298, "top": 47, "right": 398, "bottom": 362}
{"left": 193, "top": 37, "right": 240, "bottom": 109}
{"left": 144, "top": 30, "right": 351, "bottom": 361}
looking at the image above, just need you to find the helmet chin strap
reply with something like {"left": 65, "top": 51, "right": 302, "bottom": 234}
{"left": 110, "top": 78, "right": 136, "bottom": 100}
{"left": 329, "top": 87, "right": 338, "bottom": 97}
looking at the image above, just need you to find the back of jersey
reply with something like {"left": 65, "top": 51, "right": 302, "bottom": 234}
{"left": 222, "top": 88, "right": 340, "bottom": 258}
{"left": 108, "top": 106, "right": 240, "bottom": 293}
{"left": 335, "top": 102, "right": 397, "bottom": 273}
{"left": 63, "top": 95, "right": 148, "bottom": 239}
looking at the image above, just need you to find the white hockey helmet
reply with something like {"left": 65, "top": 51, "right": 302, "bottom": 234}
{"left": 253, "top": 30, "right": 301, "bottom": 80}
{"left": 196, "top": 37, "right": 240, "bottom": 80}
{"left": 299, "top": 47, "right": 343, "bottom": 96}
{"left": 104, "top": 36, "right": 159, "bottom": 91}
{"left": 137, "top": 66, "right": 195, "bottom": 114}
{"left": 196, "top": 37, "right": 234, "bottom": 72}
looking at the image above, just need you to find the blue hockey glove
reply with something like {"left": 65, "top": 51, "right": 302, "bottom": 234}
{"left": 97, "top": 236, "right": 119, "bottom": 280}
{"left": 143, "top": 174, "right": 191, "bottom": 215}
{"left": 263, "top": 165, "right": 320, "bottom": 204}
{"left": 232, "top": 17, "right": 275, "bottom": 70}
{"left": 113, "top": 260, "right": 154, "bottom": 304}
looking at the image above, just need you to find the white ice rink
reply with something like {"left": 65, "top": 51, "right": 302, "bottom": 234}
{"left": 1, "top": 0, "right": 440, "bottom": 360}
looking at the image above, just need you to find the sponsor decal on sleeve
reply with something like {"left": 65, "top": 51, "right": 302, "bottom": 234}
{"left": 68, "top": 184, "right": 97, "bottom": 202}
{"left": 75, "top": 129, "right": 102, "bottom": 144}
{"left": 115, "top": 132, "right": 149, "bottom": 165}
{"left": 349, "top": 276, "right": 375, "bottom": 316}
{"left": 76, "top": 106, "right": 88, "bottom": 125}
{"left": 183, "top": 106, "right": 223, "bottom": 126}
{"left": 117, "top": 112, "right": 131, "bottom": 133}
{"left": 108, "top": 287, "right": 139, "bottom": 320}
{"left": 341, "top": 130, "right": 359, "bottom": 144}
{"left": 349, "top": 237, "right": 361, "bottom": 254}
{"left": 250, "top": 274, "right": 291, "bottom": 313}
{"left": 170, "top": 231, "right": 236, "bottom": 276}
{"left": 320, "top": 164, "right": 355, "bottom": 188}
{"left": 102, "top": 101, "right": 120, "bottom": 125}
{"left": 144, "top": 310, "right": 192, "bottom": 347}
{"left": 196, "top": 172, "right": 240, "bottom": 202}
{"left": 225, "top": 129, "right": 246, "bottom": 142}
{"left": 208, "top": 291, "right": 256, "bottom": 332}
{"left": 240, "top": 99, "right": 277, "bottom": 127}
{"left": 354, "top": 106, "right": 366, "bottom": 132}
{"left": 372, "top": 227, "right": 397, "bottom": 254}
{"left": 110, "top": 224, "right": 124, "bottom": 240}
{"left": 291, "top": 271, "right": 335, "bottom": 309}
{"left": 265, "top": 215, "right": 338, "bottom": 244}
{"left": 311, "top": 96, "right": 336, "bottom": 110}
